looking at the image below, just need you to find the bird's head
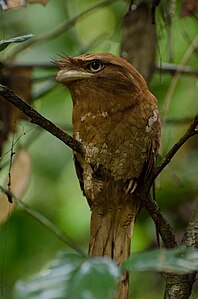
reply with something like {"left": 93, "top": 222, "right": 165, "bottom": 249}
{"left": 55, "top": 53, "right": 149, "bottom": 113}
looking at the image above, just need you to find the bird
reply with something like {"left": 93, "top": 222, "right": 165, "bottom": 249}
{"left": 56, "top": 53, "right": 160, "bottom": 299}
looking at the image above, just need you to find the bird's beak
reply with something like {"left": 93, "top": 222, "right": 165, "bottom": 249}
{"left": 56, "top": 69, "right": 94, "bottom": 83}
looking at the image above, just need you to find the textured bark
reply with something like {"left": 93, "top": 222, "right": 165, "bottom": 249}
{"left": 121, "top": 2, "right": 156, "bottom": 82}
{"left": 164, "top": 274, "right": 193, "bottom": 299}
{"left": 163, "top": 201, "right": 198, "bottom": 298}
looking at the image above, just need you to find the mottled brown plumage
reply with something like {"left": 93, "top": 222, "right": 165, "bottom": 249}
{"left": 56, "top": 53, "right": 160, "bottom": 299}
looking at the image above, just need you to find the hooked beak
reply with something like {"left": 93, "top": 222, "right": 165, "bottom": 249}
{"left": 56, "top": 69, "right": 94, "bottom": 83}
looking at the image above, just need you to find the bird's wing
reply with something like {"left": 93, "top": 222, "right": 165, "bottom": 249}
{"left": 144, "top": 138, "right": 156, "bottom": 181}
{"left": 73, "top": 154, "right": 85, "bottom": 196}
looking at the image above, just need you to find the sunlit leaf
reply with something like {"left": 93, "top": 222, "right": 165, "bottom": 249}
{"left": 14, "top": 253, "right": 120, "bottom": 299}
{"left": 123, "top": 246, "right": 198, "bottom": 274}
{"left": 0, "top": 34, "right": 34, "bottom": 51}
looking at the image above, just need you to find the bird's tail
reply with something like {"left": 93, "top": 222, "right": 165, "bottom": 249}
{"left": 89, "top": 197, "right": 139, "bottom": 299}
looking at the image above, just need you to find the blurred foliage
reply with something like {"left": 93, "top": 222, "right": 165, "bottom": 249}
{"left": 0, "top": 0, "right": 197, "bottom": 298}
{"left": 0, "top": 34, "right": 34, "bottom": 51}
{"left": 124, "top": 246, "right": 198, "bottom": 274}
{"left": 13, "top": 247, "right": 198, "bottom": 299}
{"left": 14, "top": 253, "right": 119, "bottom": 299}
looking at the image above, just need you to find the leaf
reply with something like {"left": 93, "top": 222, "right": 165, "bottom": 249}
{"left": 67, "top": 257, "right": 120, "bottom": 299}
{"left": 14, "top": 253, "right": 120, "bottom": 299}
{"left": 123, "top": 246, "right": 198, "bottom": 274}
{"left": 0, "top": 34, "right": 34, "bottom": 51}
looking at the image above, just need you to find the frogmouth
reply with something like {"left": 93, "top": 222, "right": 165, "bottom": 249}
{"left": 56, "top": 53, "right": 160, "bottom": 299}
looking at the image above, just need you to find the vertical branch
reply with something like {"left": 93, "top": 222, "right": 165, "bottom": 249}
{"left": 163, "top": 273, "right": 193, "bottom": 299}
{"left": 142, "top": 194, "right": 177, "bottom": 248}
{"left": 7, "top": 138, "right": 15, "bottom": 203}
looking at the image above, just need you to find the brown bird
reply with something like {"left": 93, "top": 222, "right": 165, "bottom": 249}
{"left": 56, "top": 53, "right": 160, "bottom": 299}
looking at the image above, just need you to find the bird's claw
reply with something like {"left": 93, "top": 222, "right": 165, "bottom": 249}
{"left": 125, "top": 179, "right": 137, "bottom": 194}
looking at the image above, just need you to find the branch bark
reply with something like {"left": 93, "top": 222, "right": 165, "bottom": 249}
{"left": 182, "top": 200, "right": 198, "bottom": 248}
{"left": 163, "top": 201, "right": 198, "bottom": 299}
{"left": 0, "top": 84, "right": 84, "bottom": 156}
{"left": 142, "top": 193, "right": 177, "bottom": 248}
{"left": 163, "top": 273, "right": 194, "bottom": 299}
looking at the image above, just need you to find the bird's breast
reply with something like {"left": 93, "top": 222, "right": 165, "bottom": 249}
{"left": 73, "top": 107, "right": 150, "bottom": 182}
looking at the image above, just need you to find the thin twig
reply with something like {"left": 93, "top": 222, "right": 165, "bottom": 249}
{"left": 6, "top": 0, "right": 118, "bottom": 61}
{"left": 155, "top": 63, "right": 198, "bottom": 76}
{"left": 153, "top": 113, "right": 198, "bottom": 180}
{"left": 4, "top": 61, "right": 198, "bottom": 77}
{"left": 6, "top": 138, "right": 15, "bottom": 203}
{"left": 0, "top": 186, "right": 86, "bottom": 256}
{"left": 142, "top": 193, "right": 178, "bottom": 248}
{"left": 0, "top": 84, "right": 84, "bottom": 156}
{"left": 161, "top": 35, "right": 198, "bottom": 123}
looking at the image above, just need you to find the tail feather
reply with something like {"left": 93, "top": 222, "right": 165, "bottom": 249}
{"left": 89, "top": 197, "right": 139, "bottom": 299}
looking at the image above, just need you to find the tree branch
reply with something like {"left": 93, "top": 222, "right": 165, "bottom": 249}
{"left": 5, "top": 62, "right": 198, "bottom": 77}
{"left": 156, "top": 63, "right": 198, "bottom": 77}
{"left": 142, "top": 193, "right": 178, "bottom": 248}
{"left": 153, "top": 113, "right": 198, "bottom": 180}
{"left": 0, "top": 84, "right": 84, "bottom": 156}
{"left": 142, "top": 114, "right": 198, "bottom": 249}
{"left": 163, "top": 273, "right": 193, "bottom": 299}
{"left": 162, "top": 202, "right": 198, "bottom": 299}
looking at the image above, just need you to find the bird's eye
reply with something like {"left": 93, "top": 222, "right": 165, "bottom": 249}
{"left": 88, "top": 60, "right": 103, "bottom": 72}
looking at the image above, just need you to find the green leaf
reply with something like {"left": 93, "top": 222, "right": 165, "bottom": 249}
{"left": 123, "top": 246, "right": 198, "bottom": 274}
{"left": 14, "top": 252, "right": 120, "bottom": 299}
{"left": 67, "top": 256, "right": 120, "bottom": 299}
{"left": 0, "top": 34, "right": 34, "bottom": 51}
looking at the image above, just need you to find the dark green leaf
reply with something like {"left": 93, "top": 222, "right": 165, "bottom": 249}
{"left": 123, "top": 246, "right": 198, "bottom": 274}
{"left": 0, "top": 34, "right": 34, "bottom": 51}
{"left": 14, "top": 252, "right": 120, "bottom": 299}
